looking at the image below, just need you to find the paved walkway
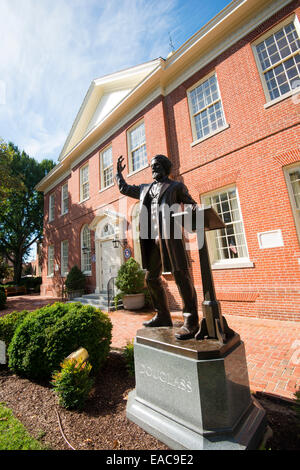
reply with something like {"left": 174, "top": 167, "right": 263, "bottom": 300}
{"left": 1, "top": 295, "right": 299, "bottom": 400}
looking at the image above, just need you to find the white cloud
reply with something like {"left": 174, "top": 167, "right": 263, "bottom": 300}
{"left": 0, "top": 0, "right": 178, "bottom": 163}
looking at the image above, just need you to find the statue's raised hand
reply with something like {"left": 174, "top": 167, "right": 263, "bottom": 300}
{"left": 117, "top": 156, "right": 126, "bottom": 175}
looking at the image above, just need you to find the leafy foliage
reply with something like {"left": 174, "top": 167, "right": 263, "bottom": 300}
{"left": 8, "top": 302, "right": 112, "bottom": 379}
{"left": 51, "top": 359, "right": 94, "bottom": 410}
{"left": 0, "top": 287, "right": 6, "bottom": 310}
{"left": 65, "top": 266, "right": 86, "bottom": 292}
{"left": 0, "top": 404, "right": 46, "bottom": 450}
{"left": 123, "top": 340, "right": 135, "bottom": 377}
{"left": 0, "top": 141, "right": 55, "bottom": 283}
{"left": 0, "top": 309, "right": 30, "bottom": 346}
{"left": 115, "top": 258, "right": 145, "bottom": 295}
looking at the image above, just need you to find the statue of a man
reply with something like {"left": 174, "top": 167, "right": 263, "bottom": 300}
{"left": 116, "top": 154, "right": 199, "bottom": 340}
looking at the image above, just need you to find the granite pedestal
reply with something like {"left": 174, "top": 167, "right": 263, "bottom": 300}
{"left": 126, "top": 327, "right": 266, "bottom": 450}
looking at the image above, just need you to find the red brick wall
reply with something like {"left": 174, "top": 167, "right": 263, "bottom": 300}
{"left": 41, "top": 2, "right": 300, "bottom": 321}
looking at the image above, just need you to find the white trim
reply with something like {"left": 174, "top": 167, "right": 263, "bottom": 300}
{"left": 60, "top": 240, "right": 69, "bottom": 277}
{"left": 191, "top": 124, "right": 230, "bottom": 147}
{"left": 99, "top": 182, "right": 114, "bottom": 193}
{"left": 47, "top": 245, "right": 54, "bottom": 277}
{"left": 264, "top": 85, "right": 300, "bottom": 108}
{"left": 100, "top": 144, "right": 114, "bottom": 190}
{"left": 127, "top": 164, "right": 150, "bottom": 178}
{"left": 61, "top": 182, "right": 69, "bottom": 215}
{"left": 79, "top": 163, "right": 89, "bottom": 202}
{"left": 201, "top": 185, "right": 252, "bottom": 266}
{"left": 212, "top": 259, "right": 254, "bottom": 270}
{"left": 187, "top": 71, "right": 228, "bottom": 143}
{"left": 49, "top": 193, "right": 55, "bottom": 222}
{"left": 251, "top": 13, "right": 300, "bottom": 104}
{"left": 284, "top": 162, "right": 300, "bottom": 242}
{"left": 127, "top": 119, "right": 148, "bottom": 174}
{"left": 164, "top": 0, "right": 294, "bottom": 95}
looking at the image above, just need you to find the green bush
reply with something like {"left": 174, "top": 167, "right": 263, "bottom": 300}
{"left": 65, "top": 266, "right": 86, "bottom": 292}
{"left": 0, "top": 286, "right": 6, "bottom": 310}
{"left": 51, "top": 358, "right": 94, "bottom": 410}
{"left": 0, "top": 310, "right": 30, "bottom": 347}
{"left": 8, "top": 302, "right": 112, "bottom": 380}
{"left": 123, "top": 340, "right": 135, "bottom": 377}
{"left": 116, "top": 258, "right": 145, "bottom": 295}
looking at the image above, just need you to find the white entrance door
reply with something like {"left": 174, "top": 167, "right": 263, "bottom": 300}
{"left": 100, "top": 239, "right": 121, "bottom": 291}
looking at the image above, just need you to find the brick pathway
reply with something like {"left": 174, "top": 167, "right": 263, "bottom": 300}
{"left": 1, "top": 295, "right": 299, "bottom": 400}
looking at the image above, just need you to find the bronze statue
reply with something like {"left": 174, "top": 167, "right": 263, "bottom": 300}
{"left": 116, "top": 154, "right": 199, "bottom": 340}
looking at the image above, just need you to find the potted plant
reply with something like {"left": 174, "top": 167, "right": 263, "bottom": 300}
{"left": 65, "top": 266, "right": 86, "bottom": 300}
{"left": 115, "top": 258, "right": 145, "bottom": 310}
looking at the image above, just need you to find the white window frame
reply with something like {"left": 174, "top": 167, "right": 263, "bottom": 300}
{"left": 81, "top": 225, "right": 92, "bottom": 275}
{"left": 61, "top": 240, "right": 69, "bottom": 277}
{"left": 201, "top": 185, "right": 253, "bottom": 270}
{"left": 61, "top": 183, "right": 68, "bottom": 215}
{"left": 127, "top": 119, "right": 148, "bottom": 175}
{"left": 284, "top": 163, "right": 300, "bottom": 242}
{"left": 187, "top": 71, "right": 228, "bottom": 146}
{"left": 49, "top": 193, "right": 55, "bottom": 222}
{"left": 47, "top": 245, "right": 54, "bottom": 277}
{"left": 80, "top": 164, "right": 89, "bottom": 202}
{"left": 100, "top": 145, "right": 114, "bottom": 191}
{"left": 252, "top": 14, "right": 300, "bottom": 108}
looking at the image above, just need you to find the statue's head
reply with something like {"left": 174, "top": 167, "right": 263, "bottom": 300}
{"left": 151, "top": 155, "right": 172, "bottom": 181}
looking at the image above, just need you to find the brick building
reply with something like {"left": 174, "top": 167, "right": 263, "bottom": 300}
{"left": 36, "top": 0, "right": 300, "bottom": 321}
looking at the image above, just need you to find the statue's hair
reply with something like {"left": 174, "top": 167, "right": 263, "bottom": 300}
{"left": 151, "top": 154, "right": 172, "bottom": 175}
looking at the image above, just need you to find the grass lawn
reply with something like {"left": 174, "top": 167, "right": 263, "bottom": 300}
{"left": 0, "top": 403, "right": 47, "bottom": 450}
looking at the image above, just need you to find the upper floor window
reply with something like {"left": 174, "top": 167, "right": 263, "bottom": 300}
{"left": 81, "top": 225, "right": 91, "bottom": 274}
{"left": 61, "top": 183, "right": 68, "bottom": 215}
{"left": 100, "top": 146, "right": 114, "bottom": 189}
{"left": 80, "top": 164, "right": 89, "bottom": 202}
{"left": 254, "top": 17, "right": 300, "bottom": 102}
{"left": 61, "top": 240, "right": 69, "bottom": 277}
{"left": 284, "top": 164, "right": 300, "bottom": 241}
{"left": 187, "top": 73, "right": 227, "bottom": 143}
{"left": 48, "top": 245, "right": 54, "bottom": 276}
{"left": 127, "top": 120, "right": 147, "bottom": 173}
{"left": 202, "top": 187, "right": 251, "bottom": 269}
{"left": 49, "top": 194, "right": 55, "bottom": 222}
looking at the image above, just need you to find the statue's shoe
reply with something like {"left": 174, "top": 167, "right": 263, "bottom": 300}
{"left": 143, "top": 314, "right": 173, "bottom": 328}
{"left": 175, "top": 324, "right": 199, "bottom": 340}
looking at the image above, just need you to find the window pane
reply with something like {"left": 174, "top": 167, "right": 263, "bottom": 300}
{"left": 129, "top": 122, "right": 147, "bottom": 172}
{"left": 82, "top": 226, "right": 91, "bottom": 272}
{"left": 256, "top": 21, "right": 300, "bottom": 100}
{"left": 204, "top": 188, "right": 248, "bottom": 262}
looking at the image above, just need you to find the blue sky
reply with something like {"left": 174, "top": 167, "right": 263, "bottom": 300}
{"left": 0, "top": 0, "right": 230, "bottom": 165}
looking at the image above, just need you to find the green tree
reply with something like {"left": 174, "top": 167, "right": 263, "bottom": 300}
{"left": 0, "top": 141, "right": 55, "bottom": 283}
{"left": 0, "top": 140, "right": 23, "bottom": 199}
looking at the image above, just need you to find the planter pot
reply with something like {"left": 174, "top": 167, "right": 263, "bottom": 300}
{"left": 122, "top": 293, "right": 145, "bottom": 310}
{"left": 67, "top": 289, "right": 84, "bottom": 300}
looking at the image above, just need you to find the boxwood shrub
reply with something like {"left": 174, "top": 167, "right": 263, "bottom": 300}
{"left": 8, "top": 302, "right": 112, "bottom": 380}
{"left": 0, "top": 310, "right": 30, "bottom": 347}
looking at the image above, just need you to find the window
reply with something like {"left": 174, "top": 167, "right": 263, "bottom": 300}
{"left": 202, "top": 187, "right": 250, "bottom": 267}
{"left": 48, "top": 245, "right": 54, "bottom": 276}
{"left": 81, "top": 225, "right": 91, "bottom": 274}
{"left": 61, "top": 183, "right": 68, "bottom": 215}
{"left": 254, "top": 18, "right": 300, "bottom": 102}
{"left": 100, "top": 146, "right": 114, "bottom": 189}
{"left": 49, "top": 194, "right": 55, "bottom": 222}
{"left": 61, "top": 240, "right": 69, "bottom": 277}
{"left": 80, "top": 164, "right": 89, "bottom": 201}
{"left": 128, "top": 120, "right": 147, "bottom": 173}
{"left": 187, "top": 73, "right": 227, "bottom": 142}
{"left": 100, "top": 223, "right": 115, "bottom": 239}
{"left": 285, "top": 165, "right": 300, "bottom": 240}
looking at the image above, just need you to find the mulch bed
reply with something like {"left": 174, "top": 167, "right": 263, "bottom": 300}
{"left": 0, "top": 351, "right": 299, "bottom": 451}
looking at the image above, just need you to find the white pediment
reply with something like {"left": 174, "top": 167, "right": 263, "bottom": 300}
{"left": 59, "top": 59, "right": 161, "bottom": 161}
